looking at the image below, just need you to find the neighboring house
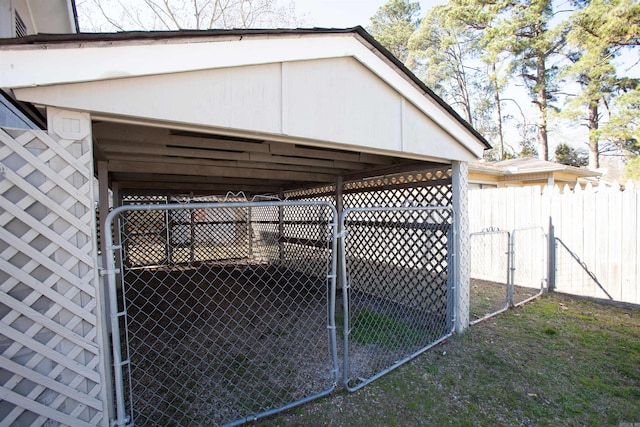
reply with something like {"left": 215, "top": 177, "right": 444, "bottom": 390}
{"left": 0, "top": 0, "right": 78, "bottom": 129}
{"left": 469, "top": 157, "right": 601, "bottom": 190}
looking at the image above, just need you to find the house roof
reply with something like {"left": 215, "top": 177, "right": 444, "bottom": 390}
{"left": 470, "top": 158, "right": 600, "bottom": 178}
{"left": 0, "top": 27, "right": 490, "bottom": 194}
{"left": 0, "top": 27, "right": 488, "bottom": 147}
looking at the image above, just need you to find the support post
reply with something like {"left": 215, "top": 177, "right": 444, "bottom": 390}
{"left": 47, "top": 108, "right": 113, "bottom": 425}
{"left": 548, "top": 216, "right": 556, "bottom": 292}
{"left": 335, "top": 176, "right": 344, "bottom": 286}
{"left": 111, "top": 182, "right": 123, "bottom": 273}
{"left": 98, "top": 161, "right": 109, "bottom": 258}
{"left": 452, "top": 162, "right": 470, "bottom": 333}
{"left": 278, "top": 189, "right": 284, "bottom": 262}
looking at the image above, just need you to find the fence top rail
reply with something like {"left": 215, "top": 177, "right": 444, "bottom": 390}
{"left": 470, "top": 227, "right": 510, "bottom": 236}
{"left": 107, "top": 200, "right": 337, "bottom": 223}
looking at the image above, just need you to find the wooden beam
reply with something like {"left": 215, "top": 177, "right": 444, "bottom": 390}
{"left": 268, "top": 141, "right": 393, "bottom": 165}
{"left": 101, "top": 140, "right": 367, "bottom": 171}
{"left": 99, "top": 140, "right": 251, "bottom": 161}
{"left": 341, "top": 161, "right": 445, "bottom": 182}
{"left": 115, "top": 181, "right": 282, "bottom": 193}
{"left": 108, "top": 160, "right": 335, "bottom": 182}
{"left": 248, "top": 152, "right": 366, "bottom": 170}
{"left": 104, "top": 153, "right": 347, "bottom": 175}
{"left": 110, "top": 173, "right": 287, "bottom": 187}
{"left": 93, "top": 122, "right": 270, "bottom": 153}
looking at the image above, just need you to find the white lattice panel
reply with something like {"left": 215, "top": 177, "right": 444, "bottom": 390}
{"left": 0, "top": 127, "right": 104, "bottom": 426}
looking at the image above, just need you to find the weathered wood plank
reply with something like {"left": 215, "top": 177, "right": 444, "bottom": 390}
{"left": 108, "top": 160, "right": 335, "bottom": 182}
{"left": 268, "top": 141, "right": 392, "bottom": 165}
{"left": 115, "top": 181, "right": 282, "bottom": 193}
{"left": 249, "top": 152, "right": 366, "bottom": 170}
{"left": 104, "top": 152, "right": 351, "bottom": 175}
{"left": 93, "top": 122, "right": 271, "bottom": 153}
{"left": 100, "top": 140, "right": 251, "bottom": 161}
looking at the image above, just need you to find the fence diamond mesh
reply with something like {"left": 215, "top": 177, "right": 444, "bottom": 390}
{"left": 105, "top": 201, "right": 338, "bottom": 427}
{"left": 511, "top": 227, "right": 547, "bottom": 306}
{"left": 469, "top": 230, "right": 510, "bottom": 324}
{"left": 340, "top": 206, "right": 454, "bottom": 391}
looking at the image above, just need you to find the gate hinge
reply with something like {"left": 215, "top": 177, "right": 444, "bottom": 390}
{"left": 99, "top": 267, "right": 121, "bottom": 276}
{"left": 336, "top": 229, "right": 348, "bottom": 239}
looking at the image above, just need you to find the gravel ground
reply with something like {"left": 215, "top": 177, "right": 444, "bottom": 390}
{"left": 119, "top": 263, "right": 454, "bottom": 426}
{"left": 122, "top": 264, "right": 338, "bottom": 426}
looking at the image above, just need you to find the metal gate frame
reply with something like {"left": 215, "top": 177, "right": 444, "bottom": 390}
{"left": 103, "top": 200, "right": 340, "bottom": 427}
{"left": 511, "top": 226, "right": 548, "bottom": 307}
{"left": 469, "top": 228, "right": 511, "bottom": 326}
{"left": 339, "top": 206, "right": 456, "bottom": 392}
{"left": 468, "top": 225, "right": 548, "bottom": 325}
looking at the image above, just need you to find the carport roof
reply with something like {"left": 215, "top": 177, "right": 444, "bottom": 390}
{"left": 0, "top": 27, "right": 490, "bottom": 195}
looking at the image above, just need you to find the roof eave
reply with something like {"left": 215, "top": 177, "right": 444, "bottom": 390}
{"left": 0, "top": 26, "right": 490, "bottom": 153}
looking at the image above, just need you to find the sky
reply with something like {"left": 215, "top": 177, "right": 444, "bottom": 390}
{"left": 292, "top": 0, "right": 445, "bottom": 28}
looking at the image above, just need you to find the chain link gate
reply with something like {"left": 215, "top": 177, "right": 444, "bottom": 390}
{"left": 469, "top": 229, "right": 510, "bottom": 325}
{"left": 339, "top": 206, "right": 455, "bottom": 391}
{"left": 511, "top": 226, "right": 548, "bottom": 306}
{"left": 468, "top": 226, "right": 548, "bottom": 324}
{"left": 104, "top": 200, "right": 339, "bottom": 427}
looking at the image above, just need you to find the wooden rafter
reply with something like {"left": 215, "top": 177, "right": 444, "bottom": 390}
{"left": 93, "top": 122, "right": 440, "bottom": 195}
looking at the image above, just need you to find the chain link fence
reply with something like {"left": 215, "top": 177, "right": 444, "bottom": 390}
{"left": 469, "top": 226, "right": 548, "bottom": 323}
{"left": 101, "top": 168, "right": 457, "bottom": 424}
{"left": 105, "top": 200, "right": 339, "bottom": 427}
{"left": 511, "top": 226, "right": 548, "bottom": 306}
{"left": 469, "top": 229, "right": 510, "bottom": 324}
{"left": 340, "top": 206, "right": 454, "bottom": 391}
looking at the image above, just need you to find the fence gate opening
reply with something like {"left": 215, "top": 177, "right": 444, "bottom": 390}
{"left": 340, "top": 206, "right": 455, "bottom": 391}
{"left": 469, "top": 229, "right": 510, "bottom": 324}
{"left": 469, "top": 226, "right": 548, "bottom": 324}
{"left": 511, "top": 226, "right": 547, "bottom": 306}
{"left": 104, "top": 200, "right": 339, "bottom": 427}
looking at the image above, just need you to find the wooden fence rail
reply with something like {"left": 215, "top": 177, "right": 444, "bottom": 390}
{"left": 469, "top": 182, "right": 639, "bottom": 305}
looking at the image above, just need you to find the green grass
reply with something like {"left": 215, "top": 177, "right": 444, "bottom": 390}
{"left": 349, "top": 309, "right": 428, "bottom": 350}
{"left": 257, "top": 293, "right": 640, "bottom": 426}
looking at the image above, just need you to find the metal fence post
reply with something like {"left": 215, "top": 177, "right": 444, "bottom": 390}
{"left": 508, "top": 230, "right": 516, "bottom": 307}
{"left": 548, "top": 217, "right": 556, "bottom": 292}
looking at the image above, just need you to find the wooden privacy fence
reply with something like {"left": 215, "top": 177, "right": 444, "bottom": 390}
{"left": 469, "top": 182, "right": 639, "bottom": 305}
